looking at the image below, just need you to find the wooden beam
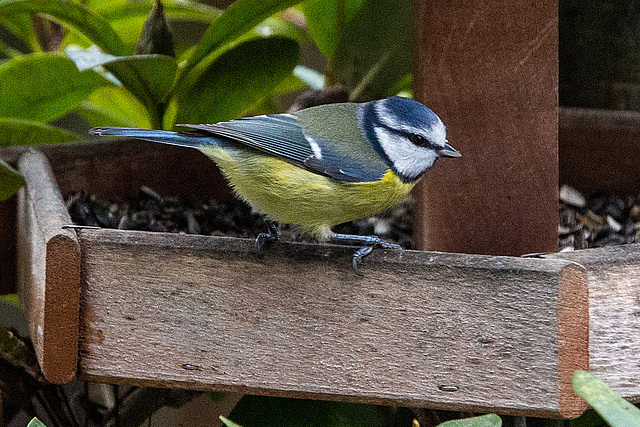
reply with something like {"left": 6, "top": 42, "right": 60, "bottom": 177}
{"left": 413, "top": 0, "right": 559, "bottom": 256}
{"left": 559, "top": 108, "right": 640, "bottom": 196}
{"left": 548, "top": 245, "right": 640, "bottom": 402}
{"left": 78, "top": 229, "right": 587, "bottom": 418}
{"left": 16, "top": 150, "right": 80, "bottom": 383}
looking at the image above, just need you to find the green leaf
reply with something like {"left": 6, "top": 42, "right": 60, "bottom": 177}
{"left": 438, "top": 414, "right": 502, "bottom": 427}
{"left": 301, "top": 0, "right": 366, "bottom": 57}
{"left": 219, "top": 416, "right": 243, "bottom": 427}
{"left": 0, "top": 118, "right": 79, "bottom": 147}
{"left": 331, "top": 0, "right": 411, "bottom": 101}
{"left": 66, "top": 45, "right": 177, "bottom": 108}
{"left": 172, "top": 36, "right": 299, "bottom": 126}
{"left": 573, "top": 370, "right": 640, "bottom": 427}
{"left": 0, "top": 294, "right": 19, "bottom": 306}
{"left": 79, "top": 1, "right": 222, "bottom": 52}
{"left": 26, "top": 418, "right": 46, "bottom": 427}
{"left": 0, "top": 158, "right": 24, "bottom": 202}
{"left": 77, "top": 86, "right": 152, "bottom": 128}
{"left": 0, "top": 0, "right": 127, "bottom": 55}
{"left": 0, "top": 53, "right": 111, "bottom": 122}
{"left": 180, "top": 0, "right": 302, "bottom": 81}
{"left": 93, "top": 0, "right": 222, "bottom": 23}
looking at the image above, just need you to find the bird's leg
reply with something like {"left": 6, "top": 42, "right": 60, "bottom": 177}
{"left": 255, "top": 220, "right": 281, "bottom": 254}
{"left": 330, "top": 233, "right": 402, "bottom": 275}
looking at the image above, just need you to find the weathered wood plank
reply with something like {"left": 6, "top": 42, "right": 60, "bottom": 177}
{"left": 78, "top": 229, "right": 587, "bottom": 418}
{"left": 549, "top": 245, "right": 640, "bottom": 402}
{"left": 16, "top": 150, "right": 80, "bottom": 383}
{"left": 413, "top": 0, "right": 559, "bottom": 256}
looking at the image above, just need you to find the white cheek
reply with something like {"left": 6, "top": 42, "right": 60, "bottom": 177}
{"left": 374, "top": 127, "right": 436, "bottom": 179}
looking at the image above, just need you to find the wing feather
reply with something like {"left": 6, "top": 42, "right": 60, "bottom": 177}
{"left": 177, "top": 111, "right": 389, "bottom": 183}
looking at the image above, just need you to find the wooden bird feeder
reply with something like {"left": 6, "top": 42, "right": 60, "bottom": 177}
{"left": 1, "top": 0, "right": 639, "bottom": 421}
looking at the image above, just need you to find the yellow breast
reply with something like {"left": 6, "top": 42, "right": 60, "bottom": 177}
{"left": 199, "top": 146, "right": 416, "bottom": 239}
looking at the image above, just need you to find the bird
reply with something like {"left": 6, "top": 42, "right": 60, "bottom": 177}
{"left": 90, "top": 96, "right": 460, "bottom": 273}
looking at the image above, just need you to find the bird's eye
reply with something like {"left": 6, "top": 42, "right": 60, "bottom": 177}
{"left": 409, "top": 134, "right": 431, "bottom": 148}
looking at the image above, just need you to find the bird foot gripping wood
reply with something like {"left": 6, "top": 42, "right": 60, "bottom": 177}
{"left": 331, "top": 233, "right": 402, "bottom": 275}
{"left": 255, "top": 220, "right": 281, "bottom": 254}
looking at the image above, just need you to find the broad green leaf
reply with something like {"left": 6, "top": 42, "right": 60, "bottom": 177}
{"left": 26, "top": 418, "right": 46, "bottom": 427}
{"left": 274, "top": 73, "right": 308, "bottom": 94}
{"left": 69, "top": 1, "right": 222, "bottom": 52}
{"left": 0, "top": 118, "right": 79, "bottom": 146}
{"left": 438, "top": 414, "right": 502, "bottom": 427}
{"left": 66, "top": 45, "right": 177, "bottom": 107}
{"left": 219, "top": 416, "right": 243, "bottom": 427}
{"left": 0, "top": 158, "right": 24, "bottom": 201}
{"left": 331, "top": 0, "right": 411, "bottom": 101}
{"left": 227, "top": 395, "right": 414, "bottom": 427}
{"left": 0, "top": 0, "right": 127, "bottom": 55}
{"left": 96, "top": 0, "right": 221, "bottom": 23}
{"left": 77, "top": 86, "right": 152, "bottom": 128}
{"left": 573, "top": 370, "right": 640, "bottom": 427}
{"left": 172, "top": 37, "right": 299, "bottom": 126}
{"left": 0, "top": 53, "right": 112, "bottom": 122}
{"left": 179, "top": 0, "right": 302, "bottom": 81}
{"left": 0, "top": 13, "right": 37, "bottom": 53}
{"left": 301, "top": 0, "right": 366, "bottom": 57}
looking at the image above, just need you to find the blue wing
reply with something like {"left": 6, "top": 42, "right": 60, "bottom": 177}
{"left": 177, "top": 112, "right": 389, "bottom": 183}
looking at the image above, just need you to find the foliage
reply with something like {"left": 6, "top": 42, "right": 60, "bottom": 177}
{"left": 438, "top": 414, "right": 502, "bottom": 426}
{"left": 26, "top": 418, "right": 46, "bottom": 427}
{"left": 573, "top": 370, "right": 640, "bottom": 427}
{"left": 0, "top": 0, "right": 302, "bottom": 201}
{"left": 299, "top": 0, "right": 411, "bottom": 102}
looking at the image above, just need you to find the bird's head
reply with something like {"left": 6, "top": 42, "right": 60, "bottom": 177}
{"left": 358, "top": 96, "right": 460, "bottom": 182}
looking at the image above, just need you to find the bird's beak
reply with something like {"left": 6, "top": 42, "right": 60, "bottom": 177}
{"left": 438, "top": 142, "right": 461, "bottom": 158}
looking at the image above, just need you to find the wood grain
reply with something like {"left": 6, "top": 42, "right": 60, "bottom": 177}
{"left": 412, "top": 0, "right": 559, "bottom": 256}
{"left": 78, "top": 229, "right": 587, "bottom": 418}
{"left": 16, "top": 150, "right": 80, "bottom": 383}
{"left": 549, "top": 245, "right": 640, "bottom": 402}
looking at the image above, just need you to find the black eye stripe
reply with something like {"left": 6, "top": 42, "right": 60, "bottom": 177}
{"left": 408, "top": 133, "right": 436, "bottom": 149}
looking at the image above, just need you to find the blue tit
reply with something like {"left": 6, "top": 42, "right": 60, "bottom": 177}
{"left": 90, "top": 96, "right": 460, "bottom": 273}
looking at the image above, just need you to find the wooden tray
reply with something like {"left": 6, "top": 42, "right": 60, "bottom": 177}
{"left": 0, "top": 139, "right": 589, "bottom": 418}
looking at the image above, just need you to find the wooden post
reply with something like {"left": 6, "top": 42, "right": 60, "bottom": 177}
{"left": 413, "top": 0, "right": 559, "bottom": 256}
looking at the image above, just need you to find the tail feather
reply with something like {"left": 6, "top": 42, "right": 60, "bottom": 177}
{"left": 89, "top": 127, "right": 206, "bottom": 148}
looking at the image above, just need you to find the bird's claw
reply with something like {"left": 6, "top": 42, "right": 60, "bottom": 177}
{"left": 352, "top": 246, "right": 374, "bottom": 275}
{"left": 331, "top": 233, "right": 402, "bottom": 274}
{"left": 255, "top": 220, "right": 281, "bottom": 255}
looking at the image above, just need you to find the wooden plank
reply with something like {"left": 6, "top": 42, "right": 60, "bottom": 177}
{"left": 548, "top": 245, "right": 640, "bottom": 402}
{"left": 16, "top": 150, "right": 80, "bottom": 383}
{"left": 559, "top": 108, "right": 640, "bottom": 196}
{"left": 78, "top": 229, "right": 588, "bottom": 418}
{"left": 412, "top": 0, "right": 559, "bottom": 256}
{"left": 0, "top": 196, "right": 17, "bottom": 294}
